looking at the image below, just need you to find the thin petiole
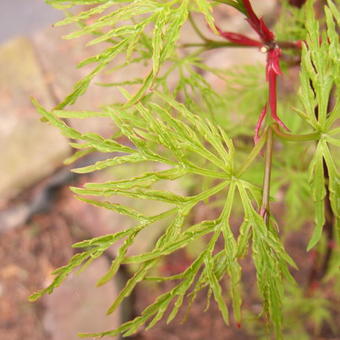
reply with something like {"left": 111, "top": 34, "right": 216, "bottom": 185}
{"left": 182, "top": 41, "right": 250, "bottom": 50}
{"left": 272, "top": 123, "right": 320, "bottom": 142}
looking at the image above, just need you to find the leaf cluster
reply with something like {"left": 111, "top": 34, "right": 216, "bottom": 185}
{"left": 29, "top": 0, "right": 340, "bottom": 339}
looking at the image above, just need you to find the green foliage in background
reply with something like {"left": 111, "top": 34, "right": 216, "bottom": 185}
{"left": 30, "top": 0, "right": 339, "bottom": 339}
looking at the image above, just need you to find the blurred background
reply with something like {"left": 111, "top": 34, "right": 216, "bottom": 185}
{"left": 0, "top": 0, "right": 61, "bottom": 43}
{"left": 1, "top": 1, "right": 328, "bottom": 340}
{"left": 0, "top": 2, "right": 123, "bottom": 339}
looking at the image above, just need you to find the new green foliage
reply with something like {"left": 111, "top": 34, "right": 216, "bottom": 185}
{"left": 30, "top": 0, "right": 339, "bottom": 339}
{"left": 299, "top": 1, "right": 340, "bottom": 250}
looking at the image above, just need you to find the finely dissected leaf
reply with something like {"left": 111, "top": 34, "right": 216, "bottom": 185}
{"left": 75, "top": 196, "right": 151, "bottom": 221}
{"left": 29, "top": 250, "right": 93, "bottom": 301}
{"left": 220, "top": 182, "right": 242, "bottom": 322}
{"left": 193, "top": 0, "right": 216, "bottom": 31}
{"left": 97, "top": 229, "right": 140, "bottom": 287}
{"left": 33, "top": 98, "right": 81, "bottom": 139}
{"left": 106, "top": 260, "right": 156, "bottom": 316}
{"left": 48, "top": 0, "right": 193, "bottom": 111}
{"left": 237, "top": 182, "right": 296, "bottom": 338}
{"left": 307, "top": 143, "right": 326, "bottom": 250}
{"left": 56, "top": 39, "right": 129, "bottom": 109}
{"left": 122, "top": 71, "right": 154, "bottom": 108}
{"left": 86, "top": 18, "right": 153, "bottom": 47}
{"left": 71, "top": 154, "right": 145, "bottom": 174}
{"left": 327, "top": 0, "right": 340, "bottom": 27}
{"left": 153, "top": 91, "right": 234, "bottom": 171}
{"left": 84, "top": 167, "right": 188, "bottom": 190}
{"left": 64, "top": 148, "right": 94, "bottom": 165}
{"left": 164, "top": 251, "right": 207, "bottom": 324}
{"left": 30, "top": 1, "right": 340, "bottom": 339}
{"left": 123, "top": 220, "right": 218, "bottom": 264}
{"left": 299, "top": 0, "right": 339, "bottom": 131}
{"left": 63, "top": 1, "right": 159, "bottom": 39}
{"left": 71, "top": 185, "right": 189, "bottom": 204}
{"left": 298, "top": 0, "right": 339, "bottom": 251}
{"left": 54, "top": 1, "right": 114, "bottom": 25}
{"left": 205, "top": 257, "right": 230, "bottom": 324}
{"left": 152, "top": 3, "right": 188, "bottom": 78}
{"left": 53, "top": 109, "right": 109, "bottom": 119}
{"left": 152, "top": 10, "right": 167, "bottom": 77}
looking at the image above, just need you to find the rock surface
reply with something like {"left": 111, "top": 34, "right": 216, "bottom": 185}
{"left": 0, "top": 37, "right": 70, "bottom": 203}
{"left": 0, "top": 0, "right": 62, "bottom": 44}
{"left": 43, "top": 257, "right": 120, "bottom": 340}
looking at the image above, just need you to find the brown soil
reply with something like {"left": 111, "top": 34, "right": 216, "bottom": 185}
{"left": 1, "top": 186, "right": 339, "bottom": 340}
{"left": 0, "top": 209, "right": 73, "bottom": 340}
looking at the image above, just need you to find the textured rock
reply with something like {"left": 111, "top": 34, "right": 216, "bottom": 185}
{"left": 0, "top": 0, "right": 62, "bottom": 44}
{"left": 32, "top": 28, "right": 124, "bottom": 137}
{"left": 43, "top": 257, "right": 120, "bottom": 340}
{"left": 0, "top": 37, "right": 70, "bottom": 202}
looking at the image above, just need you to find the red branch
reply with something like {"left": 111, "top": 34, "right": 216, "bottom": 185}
{"left": 216, "top": 0, "right": 291, "bottom": 141}
{"left": 266, "top": 48, "right": 289, "bottom": 131}
{"left": 242, "top": 0, "right": 274, "bottom": 43}
{"left": 215, "top": 26, "right": 262, "bottom": 47}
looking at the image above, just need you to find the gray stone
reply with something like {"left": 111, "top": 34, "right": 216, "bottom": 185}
{"left": 32, "top": 28, "right": 123, "bottom": 137}
{"left": 0, "top": 37, "right": 70, "bottom": 203}
{"left": 43, "top": 257, "right": 120, "bottom": 340}
{"left": 0, "top": 0, "right": 62, "bottom": 44}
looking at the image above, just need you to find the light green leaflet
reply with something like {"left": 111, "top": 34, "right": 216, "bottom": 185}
{"left": 29, "top": 0, "right": 340, "bottom": 338}
{"left": 300, "top": 0, "right": 340, "bottom": 250}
